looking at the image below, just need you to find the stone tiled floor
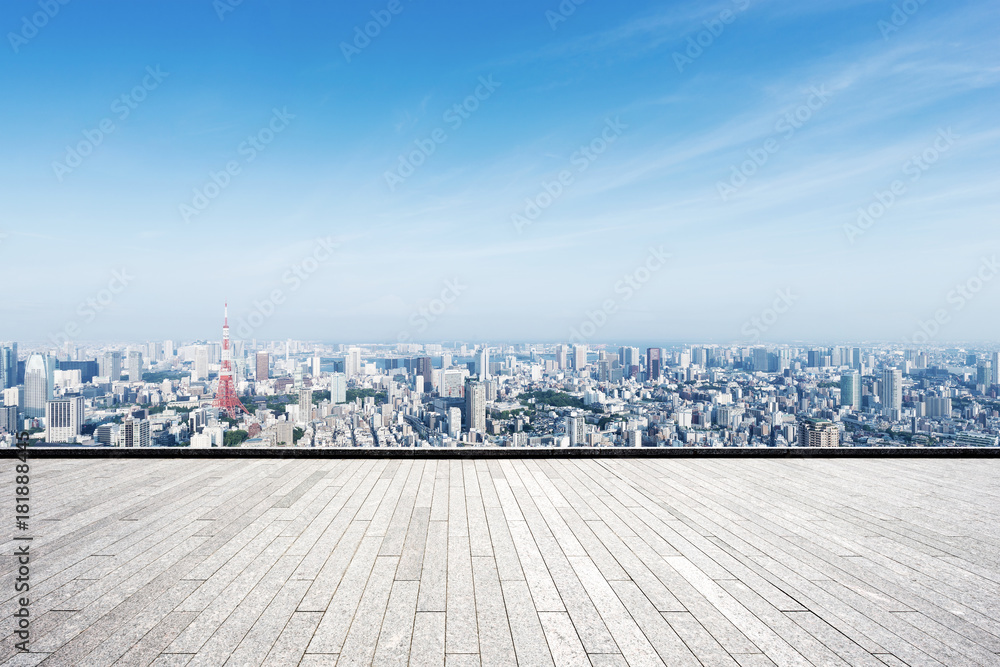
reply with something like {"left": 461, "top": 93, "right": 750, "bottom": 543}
{"left": 1, "top": 458, "right": 998, "bottom": 666}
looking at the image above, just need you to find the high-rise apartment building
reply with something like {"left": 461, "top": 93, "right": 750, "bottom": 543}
{"left": 564, "top": 412, "right": 585, "bottom": 446}
{"left": 123, "top": 418, "right": 150, "bottom": 448}
{"left": 797, "top": 419, "right": 840, "bottom": 447}
{"left": 465, "top": 379, "right": 486, "bottom": 433}
{"left": 925, "top": 396, "right": 952, "bottom": 418}
{"left": 840, "top": 371, "right": 861, "bottom": 410}
{"left": 298, "top": 388, "right": 313, "bottom": 423}
{"left": 646, "top": 347, "right": 661, "bottom": 382}
{"left": 572, "top": 344, "right": 587, "bottom": 372}
{"left": 447, "top": 406, "right": 462, "bottom": 438}
{"left": 330, "top": 373, "right": 347, "bottom": 404}
{"left": 880, "top": 367, "right": 903, "bottom": 421}
{"left": 45, "top": 394, "right": 85, "bottom": 443}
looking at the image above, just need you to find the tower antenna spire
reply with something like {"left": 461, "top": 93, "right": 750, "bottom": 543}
{"left": 213, "top": 301, "right": 248, "bottom": 419}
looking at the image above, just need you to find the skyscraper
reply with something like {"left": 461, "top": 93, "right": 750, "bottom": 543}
{"left": 977, "top": 361, "right": 992, "bottom": 387}
{"left": 465, "top": 379, "right": 486, "bottom": 432}
{"left": 416, "top": 356, "right": 433, "bottom": 389}
{"left": 100, "top": 350, "right": 122, "bottom": 381}
{"left": 840, "top": 371, "right": 861, "bottom": 410}
{"left": 194, "top": 347, "right": 209, "bottom": 381}
{"left": 880, "top": 367, "right": 902, "bottom": 421}
{"left": 127, "top": 351, "right": 143, "bottom": 383}
{"left": 992, "top": 352, "right": 1000, "bottom": 386}
{"left": 255, "top": 351, "right": 269, "bottom": 381}
{"left": 330, "top": 373, "right": 347, "bottom": 404}
{"left": 646, "top": 347, "right": 661, "bottom": 382}
{"left": 298, "top": 388, "right": 313, "bottom": 423}
{"left": 572, "top": 344, "right": 587, "bottom": 372}
{"left": 24, "top": 353, "right": 54, "bottom": 418}
{"left": 447, "top": 407, "right": 462, "bottom": 438}
{"left": 620, "top": 346, "right": 639, "bottom": 369}
{"left": 564, "top": 411, "right": 585, "bottom": 446}
{"left": 0, "top": 344, "right": 16, "bottom": 389}
{"left": 478, "top": 346, "right": 490, "bottom": 380}
{"left": 345, "top": 347, "right": 362, "bottom": 377}
{"left": 555, "top": 344, "right": 568, "bottom": 370}
{"left": 311, "top": 355, "right": 322, "bottom": 378}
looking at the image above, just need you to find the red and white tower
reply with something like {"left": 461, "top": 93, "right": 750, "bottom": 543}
{"left": 213, "top": 302, "right": 249, "bottom": 419}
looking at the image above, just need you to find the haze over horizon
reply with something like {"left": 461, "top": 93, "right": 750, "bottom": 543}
{"left": 3, "top": 0, "right": 998, "bottom": 344}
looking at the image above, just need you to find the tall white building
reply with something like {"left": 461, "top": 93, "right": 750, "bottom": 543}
{"left": 194, "top": 346, "right": 209, "bottom": 381}
{"left": 447, "top": 407, "right": 462, "bottom": 438}
{"left": 127, "top": 351, "right": 143, "bottom": 383}
{"left": 298, "top": 388, "right": 313, "bottom": 423}
{"left": 555, "top": 344, "right": 568, "bottom": 370}
{"left": 465, "top": 380, "right": 486, "bottom": 433}
{"left": 330, "top": 373, "right": 347, "bottom": 404}
{"left": 564, "top": 411, "right": 585, "bottom": 446}
{"left": 441, "top": 368, "right": 467, "bottom": 398}
{"left": 345, "top": 348, "right": 362, "bottom": 377}
{"left": 3, "top": 387, "right": 22, "bottom": 409}
{"left": 880, "top": 367, "right": 902, "bottom": 421}
{"left": 45, "top": 394, "right": 84, "bottom": 443}
{"left": 572, "top": 344, "right": 587, "bottom": 372}
{"left": 311, "top": 355, "right": 322, "bottom": 378}
{"left": 478, "top": 346, "right": 490, "bottom": 380}
{"left": 99, "top": 351, "right": 122, "bottom": 381}
{"left": 620, "top": 346, "right": 639, "bottom": 370}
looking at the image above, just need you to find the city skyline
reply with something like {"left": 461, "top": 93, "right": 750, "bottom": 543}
{"left": 2, "top": 0, "right": 998, "bottom": 342}
{"left": 5, "top": 3, "right": 1000, "bottom": 665}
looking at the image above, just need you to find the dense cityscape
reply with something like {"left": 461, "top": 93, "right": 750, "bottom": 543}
{"left": 3, "top": 310, "right": 999, "bottom": 450}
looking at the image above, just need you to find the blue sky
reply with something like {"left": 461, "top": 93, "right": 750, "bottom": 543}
{"left": 2, "top": 0, "right": 999, "bottom": 346}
